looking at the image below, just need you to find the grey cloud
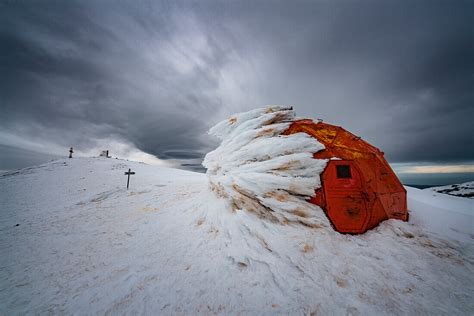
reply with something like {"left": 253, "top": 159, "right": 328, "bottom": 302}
{"left": 205, "top": 1, "right": 474, "bottom": 163}
{"left": 0, "top": 144, "right": 59, "bottom": 171}
{"left": 0, "top": 0, "right": 472, "bottom": 171}
{"left": 1, "top": 1, "right": 223, "bottom": 166}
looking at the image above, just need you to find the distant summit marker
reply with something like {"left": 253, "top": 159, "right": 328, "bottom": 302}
{"left": 99, "top": 150, "right": 110, "bottom": 158}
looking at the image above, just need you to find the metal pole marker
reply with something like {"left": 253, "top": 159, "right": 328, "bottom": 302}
{"left": 124, "top": 168, "right": 135, "bottom": 189}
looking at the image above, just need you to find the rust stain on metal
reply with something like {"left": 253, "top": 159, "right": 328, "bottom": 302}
{"left": 284, "top": 120, "right": 408, "bottom": 234}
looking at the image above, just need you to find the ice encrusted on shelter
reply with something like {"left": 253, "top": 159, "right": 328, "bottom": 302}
{"left": 203, "top": 106, "right": 329, "bottom": 227}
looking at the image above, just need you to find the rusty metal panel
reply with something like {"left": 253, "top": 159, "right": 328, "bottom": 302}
{"left": 322, "top": 161, "right": 370, "bottom": 233}
{"left": 285, "top": 120, "right": 408, "bottom": 234}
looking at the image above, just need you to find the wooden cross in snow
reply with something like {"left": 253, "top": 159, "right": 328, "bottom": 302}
{"left": 124, "top": 168, "right": 135, "bottom": 190}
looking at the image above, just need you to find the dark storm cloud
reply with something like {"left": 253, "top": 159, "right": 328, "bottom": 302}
{"left": 213, "top": 1, "right": 474, "bottom": 163}
{"left": 0, "top": 0, "right": 473, "bottom": 170}
{"left": 0, "top": 0, "right": 223, "bottom": 165}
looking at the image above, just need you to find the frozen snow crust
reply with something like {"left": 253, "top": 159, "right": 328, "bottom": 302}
{"left": 1, "top": 158, "right": 473, "bottom": 314}
{"left": 203, "top": 106, "right": 328, "bottom": 226}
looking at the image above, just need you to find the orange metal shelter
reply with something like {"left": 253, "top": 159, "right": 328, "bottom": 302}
{"left": 284, "top": 120, "right": 408, "bottom": 234}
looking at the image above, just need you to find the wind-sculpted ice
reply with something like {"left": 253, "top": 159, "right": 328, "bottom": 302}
{"left": 203, "top": 106, "right": 328, "bottom": 226}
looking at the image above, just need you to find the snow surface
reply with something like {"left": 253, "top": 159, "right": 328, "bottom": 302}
{"left": 425, "top": 181, "right": 474, "bottom": 199}
{"left": 203, "top": 106, "right": 328, "bottom": 227}
{"left": 1, "top": 157, "right": 473, "bottom": 314}
{"left": 407, "top": 186, "right": 473, "bottom": 244}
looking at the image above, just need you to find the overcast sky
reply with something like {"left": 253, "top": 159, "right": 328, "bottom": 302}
{"left": 1, "top": 0, "right": 473, "bottom": 172}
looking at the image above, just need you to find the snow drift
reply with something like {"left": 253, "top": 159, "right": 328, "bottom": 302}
{"left": 203, "top": 106, "right": 327, "bottom": 227}
{"left": 1, "top": 158, "right": 473, "bottom": 314}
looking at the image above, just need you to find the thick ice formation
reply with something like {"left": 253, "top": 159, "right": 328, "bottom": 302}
{"left": 203, "top": 106, "right": 328, "bottom": 226}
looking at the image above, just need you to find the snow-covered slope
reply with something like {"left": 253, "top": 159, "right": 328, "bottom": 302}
{"left": 1, "top": 158, "right": 473, "bottom": 314}
{"left": 407, "top": 186, "right": 473, "bottom": 243}
{"left": 425, "top": 181, "right": 474, "bottom": 199}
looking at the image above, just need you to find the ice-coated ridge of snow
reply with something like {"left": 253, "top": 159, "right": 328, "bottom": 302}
{"left": 203, "top": 106, "right": 328, "bottom": 226}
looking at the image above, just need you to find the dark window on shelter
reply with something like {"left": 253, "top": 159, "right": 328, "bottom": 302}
{"left": 336, "top": 165, "right": 352, "bottom": 178}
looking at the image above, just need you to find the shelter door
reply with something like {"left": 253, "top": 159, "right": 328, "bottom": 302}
{"left": 322, "top": 160, "right": 369, "bottom": 233}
